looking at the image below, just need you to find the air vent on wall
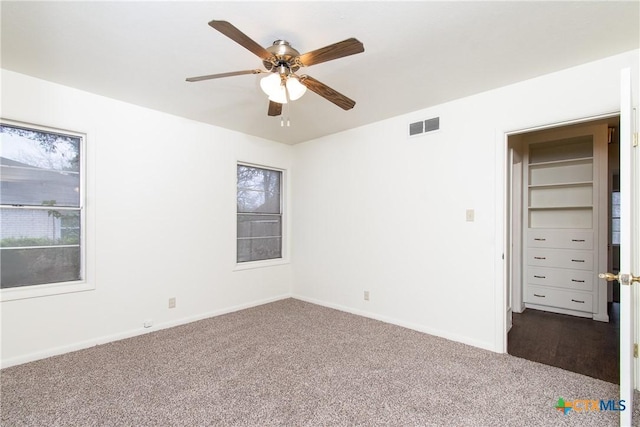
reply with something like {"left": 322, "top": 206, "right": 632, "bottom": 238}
{"left": 409, "top": 121, "right": 424, "bottom": 136}
{"left": 408, "top": 117, "right": 440, "bottom": 137}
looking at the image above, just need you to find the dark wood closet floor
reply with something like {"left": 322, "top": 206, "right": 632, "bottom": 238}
{"left": 508, "top": 303, "right": 620, "bottom": 384}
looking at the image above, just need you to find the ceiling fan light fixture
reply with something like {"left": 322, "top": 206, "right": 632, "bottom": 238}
{"left": 260, "top": 73, "right": 282, "bottom": 98}
{"left": 285, "top": 76, "right": 306, "bottom": 101}
{"left": 268, "top": 86, "right": 288, "bottom": 104}
{"left": 261, "top": 72, "right": 306, "bottom": 104}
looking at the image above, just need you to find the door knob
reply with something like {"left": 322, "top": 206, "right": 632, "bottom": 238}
{"left": 599, "top": 272, "right": 640, "bottom": 286}
{"left": 599, "top": 272, "right": 619, "bottom": 281}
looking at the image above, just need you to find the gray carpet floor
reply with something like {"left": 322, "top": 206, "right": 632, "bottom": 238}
{"left": 1, "top": 298, "right": 637, "bottom": 426}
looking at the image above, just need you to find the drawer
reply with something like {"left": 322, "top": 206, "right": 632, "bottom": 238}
{"left": 525, "top": 285, "right": 594, "bottom": 313}
{"left": 527, "top": 248, "right": 593, "bottom": 270}
{"left": 527, "top": 267, "right": 593, "bottom": 292}
{"left": 527, "top": 230, "right": 593, "bottom": 250}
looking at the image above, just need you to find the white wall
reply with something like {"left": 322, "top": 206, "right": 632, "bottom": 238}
{"left": 0, "top": 70, "right": 293, "bottom": 367}
{"left": 2, "top": 49, "right": 638, "bottom": 367}
{"left": 291, "top": 50, "right": 639, "bottom": 352}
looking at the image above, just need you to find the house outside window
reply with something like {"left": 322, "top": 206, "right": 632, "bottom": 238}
{"left": 1, "top": 121, "right": 84, "bottom": 289}
{"left": 237, "top": 164, "right": 282, "bottom": 263}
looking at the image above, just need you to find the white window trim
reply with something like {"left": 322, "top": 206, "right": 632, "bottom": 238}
{"left": 0, "top": 118, "right": 94, "bottom": 301}
{"left": 234, "top": 161, "right": 290, "bottom": 270}
{"left": 234, "top": 257, "right": 290, "bottom": 271}
{"left": 0, "top": 280, "right": 95, "bottom": 301}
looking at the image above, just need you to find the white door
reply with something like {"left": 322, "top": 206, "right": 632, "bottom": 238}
{"left": 607, "top": 67, "right": 638, "bottom": 427}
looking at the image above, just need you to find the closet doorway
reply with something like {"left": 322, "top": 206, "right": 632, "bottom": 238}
{"left": 506, "top": 116, "right": 621, "bottom": 384}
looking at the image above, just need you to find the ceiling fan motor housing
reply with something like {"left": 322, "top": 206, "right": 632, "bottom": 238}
{"left": 263, "top": 40, "right": 301, "bottom": 74}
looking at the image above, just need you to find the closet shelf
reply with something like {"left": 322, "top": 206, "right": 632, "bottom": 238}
{"left": 528, "top": 205, "right": 593, "bottom": 210}
{"left": 528, "top": 181, "right": 593, "bottom": 189}
{"left": 529, "top": 157, "right": 593, "bottom": 167}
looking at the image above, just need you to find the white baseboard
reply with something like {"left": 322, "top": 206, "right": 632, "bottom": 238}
{"left": 291, "top": 295, "right": 496, "bottom": 353}
{"left": 1, "top": 293, "right": 292, "bottom": 369}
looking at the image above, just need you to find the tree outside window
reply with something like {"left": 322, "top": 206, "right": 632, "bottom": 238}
{"left": 0, "top": 122, "right": 83, "bottom": 288}
{"left": 237, "top": 164, "right": 282, "bottom": 263}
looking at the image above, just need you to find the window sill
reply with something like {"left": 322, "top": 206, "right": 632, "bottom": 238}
{"left": 0, "top": 281, "right": 94, "bottom": 302}
{"left": 234, "top": 258, "right": 290, "bottom": 271}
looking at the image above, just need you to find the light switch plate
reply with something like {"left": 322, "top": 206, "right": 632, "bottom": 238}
{"left": 466, "top": 209, "right": 475, "bottom": 222}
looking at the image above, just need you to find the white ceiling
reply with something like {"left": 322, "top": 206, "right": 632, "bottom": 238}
{"left": 2, "top": 1, "right": 638, "bottom": 145}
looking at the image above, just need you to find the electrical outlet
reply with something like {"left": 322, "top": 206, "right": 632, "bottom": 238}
{"left": 168, "top": 297, "right": 176, "bottom": 309}
{"left": 364, "top": 291, "right": 370, "bottom": 301}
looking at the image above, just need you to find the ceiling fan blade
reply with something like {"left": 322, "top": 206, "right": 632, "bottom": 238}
{"left": 268, "top": 101, "right": 283, "bottom": 116}
{"left": 297, "top": 38, "right": 364, "bottom": 67}
{"left": 208, "top": 20, "right": 272, "bottom": 61}
{"left": 186, "top": 69, "right": 264, "bottom": 82}
{"left": 299, "top": 75, "right": 356, "bottom": 110}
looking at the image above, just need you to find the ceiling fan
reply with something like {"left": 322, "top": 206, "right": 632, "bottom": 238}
{"left": 186, "top": 20, "right": 365, "bottom": 118}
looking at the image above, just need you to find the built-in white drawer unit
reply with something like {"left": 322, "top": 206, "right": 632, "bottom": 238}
{"left": 527, "top": 267, "right": 593, "bottom": 292}
{"left": 527, "top": 230, "right": 593, "bottom": 250}
{"left": 525, "top": 285, "right": 594, "bottom": 313}
{"left": 522, "top": 125, "right": 607, "bottom": 321}
{"left": 527, "top": 248, "right": 593, "bottom": 270}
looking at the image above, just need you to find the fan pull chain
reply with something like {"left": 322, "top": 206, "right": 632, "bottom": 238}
{"left": 283, "top": 79, "right": 292, "bottom": 127}
{"left": 285, "top": 99, "right": 291, "bottom": 127}
{"left": 281, "top": 115, "right": 291, "bottom": 127}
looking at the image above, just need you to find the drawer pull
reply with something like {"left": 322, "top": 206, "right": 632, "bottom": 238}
{"left": 571, "top": 279, "right": 585, "bottom": 283}
{"left": 534, "top": 275, "right": 546, "bottom": 279}
{"left": 572, "top": 239, "right": 586, "bottom": 242}
{"left": 534, "top": 257, "right": 546, "bottom": 260}
{"left": 533, "top": 293, "right": 546, "bottom": 298}
{"left": 571, "top": 299, "right": 585, "bottom": 304}
{"left": 571, "top": 259, "right": 585, "bottom": 263}
{"left": 534, "top": 238, "right": 546, "bottom": 241}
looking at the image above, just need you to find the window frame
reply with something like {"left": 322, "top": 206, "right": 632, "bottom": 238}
{"left": 235, "top": 162, "right": 288, "bottom": 270}
{"left": 0, "top": 118, "right": 92, "bottom": 301}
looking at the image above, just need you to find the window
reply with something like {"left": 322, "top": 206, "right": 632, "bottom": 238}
{"left": 237, "top": 164, "right": 282, "bottom": 263}
{"left": 612, "top": 191, "right": 620, "bottom": 245}
{"left": 1, "top": 121, "right": 84, "bottom": 289}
